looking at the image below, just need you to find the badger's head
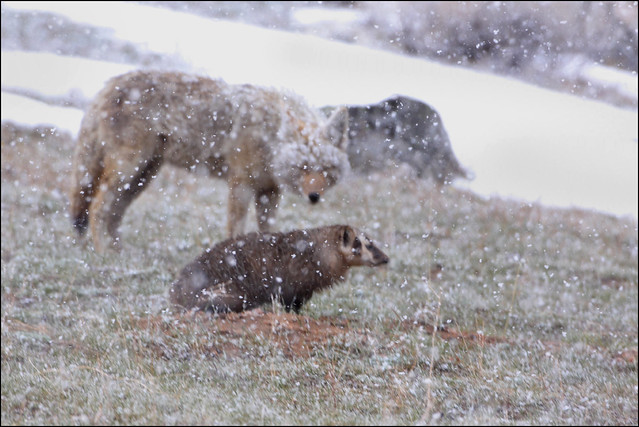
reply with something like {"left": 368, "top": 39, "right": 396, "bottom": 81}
{"left": 272, "top": 107, "right": 350, "bottom": 204}
{"left": 338, "top": 225, "right": 390, "bottom": 267}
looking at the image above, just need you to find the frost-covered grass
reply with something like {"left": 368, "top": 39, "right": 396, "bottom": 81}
{"left": 1, "top": 124, "right": 637, "bottom": 425}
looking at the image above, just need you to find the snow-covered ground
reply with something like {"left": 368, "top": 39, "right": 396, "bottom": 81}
{"left": 2, "top": 1, "right": 637, "bottom": 219}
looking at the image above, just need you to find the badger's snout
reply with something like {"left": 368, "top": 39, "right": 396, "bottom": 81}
{"left": 370, "top": 247, "right": 390, "bottom": 266}
{"left": 308, "top": 192, "right": 320, "bottom": 204}
{"left": 376, "top": 252, "right": 390, "bottom": 265}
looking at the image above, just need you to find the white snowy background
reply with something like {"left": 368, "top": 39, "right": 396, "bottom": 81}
{"left": 1, "top": 1, "right": 637, "bottom": 219}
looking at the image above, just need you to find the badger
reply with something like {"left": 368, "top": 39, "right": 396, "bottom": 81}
{"left": 170, "top": 224, "right": 389, "bottom": 314}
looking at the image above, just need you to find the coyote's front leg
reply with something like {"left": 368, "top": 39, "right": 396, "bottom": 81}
{"left": 255, "top": 186, "right": 280, "bottom": 233}
{"left": 227, "top": 179, "right": 253, "bottom": 236}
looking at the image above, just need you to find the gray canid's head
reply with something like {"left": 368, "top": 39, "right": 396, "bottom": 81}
{"left": 273, "top": 107, "right": 350, "bottom": 204}
{"left": 337, "top": 225, "right": 390, "bottom": 267}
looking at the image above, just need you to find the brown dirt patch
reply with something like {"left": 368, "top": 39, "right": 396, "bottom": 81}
{"left": 210, "top": 309, "right": 352, "bottom": 357}
{"left": 135, "top": 309, "right": 353, "bottom": 359}
{"left": 613, "top": 348, "right": 638, "bottom": 365}
{"left": 600, "top": 276, "right": 636, "bottom": 289}
{"left": 133, "top": 310, "right": 510, "bottom": 360}
{"left": 400, "top": 319, "right": 510, "bottom": 345}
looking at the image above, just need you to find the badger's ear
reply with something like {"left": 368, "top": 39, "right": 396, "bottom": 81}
{"left": 322, "top": 106, "right": 349, "bottom": 150}
{"left": 341, "top": 225, "right": 354, "bottom": 248}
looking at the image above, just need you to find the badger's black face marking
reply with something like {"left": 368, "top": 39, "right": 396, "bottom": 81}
{"left": 342, "top": 227, "right": 352, "bottom": 246}
{"left": 365, "top": 242, "right": 377, "bottom": 258}
{"left": 352, "top": 236, "right": 362, "bottom": 255}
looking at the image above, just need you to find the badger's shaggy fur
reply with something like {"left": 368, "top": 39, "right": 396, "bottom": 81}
{"left": 170, "top": 225, "right": 389, "bottom": 314}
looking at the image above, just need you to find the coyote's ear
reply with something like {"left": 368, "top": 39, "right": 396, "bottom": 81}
{"left": 322, "top": 106, "right": 349, "bottom": 150}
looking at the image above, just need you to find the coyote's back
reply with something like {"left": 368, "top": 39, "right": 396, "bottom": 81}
{"left": 70, "top": 70, "right": 350, "bottom": 251}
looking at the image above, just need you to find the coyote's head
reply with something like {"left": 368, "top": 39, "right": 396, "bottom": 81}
{"left": 273, "top": 106, "right": 350, "bottom": 204}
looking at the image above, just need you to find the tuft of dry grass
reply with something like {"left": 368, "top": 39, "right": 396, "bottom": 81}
{"left": 2, "top": 121, "right": 637, "bottom": 425}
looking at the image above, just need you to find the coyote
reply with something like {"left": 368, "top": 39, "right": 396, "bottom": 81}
{"left": 327, "top": 95, "right": 470, "bottom": 184}
{"left": 70, "top": 70, "right": 350, "bottom": 251}
{"left": 169, "top": 224, "right": 389, "bottom": 314}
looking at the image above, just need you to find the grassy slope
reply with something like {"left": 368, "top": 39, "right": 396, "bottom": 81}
{"left": 1, "top": 123, "right": 637, "bottom": 425}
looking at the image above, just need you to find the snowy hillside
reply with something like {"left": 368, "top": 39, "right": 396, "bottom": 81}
{"left": 1, "top": 1, "right": 637, "bottom": 219}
